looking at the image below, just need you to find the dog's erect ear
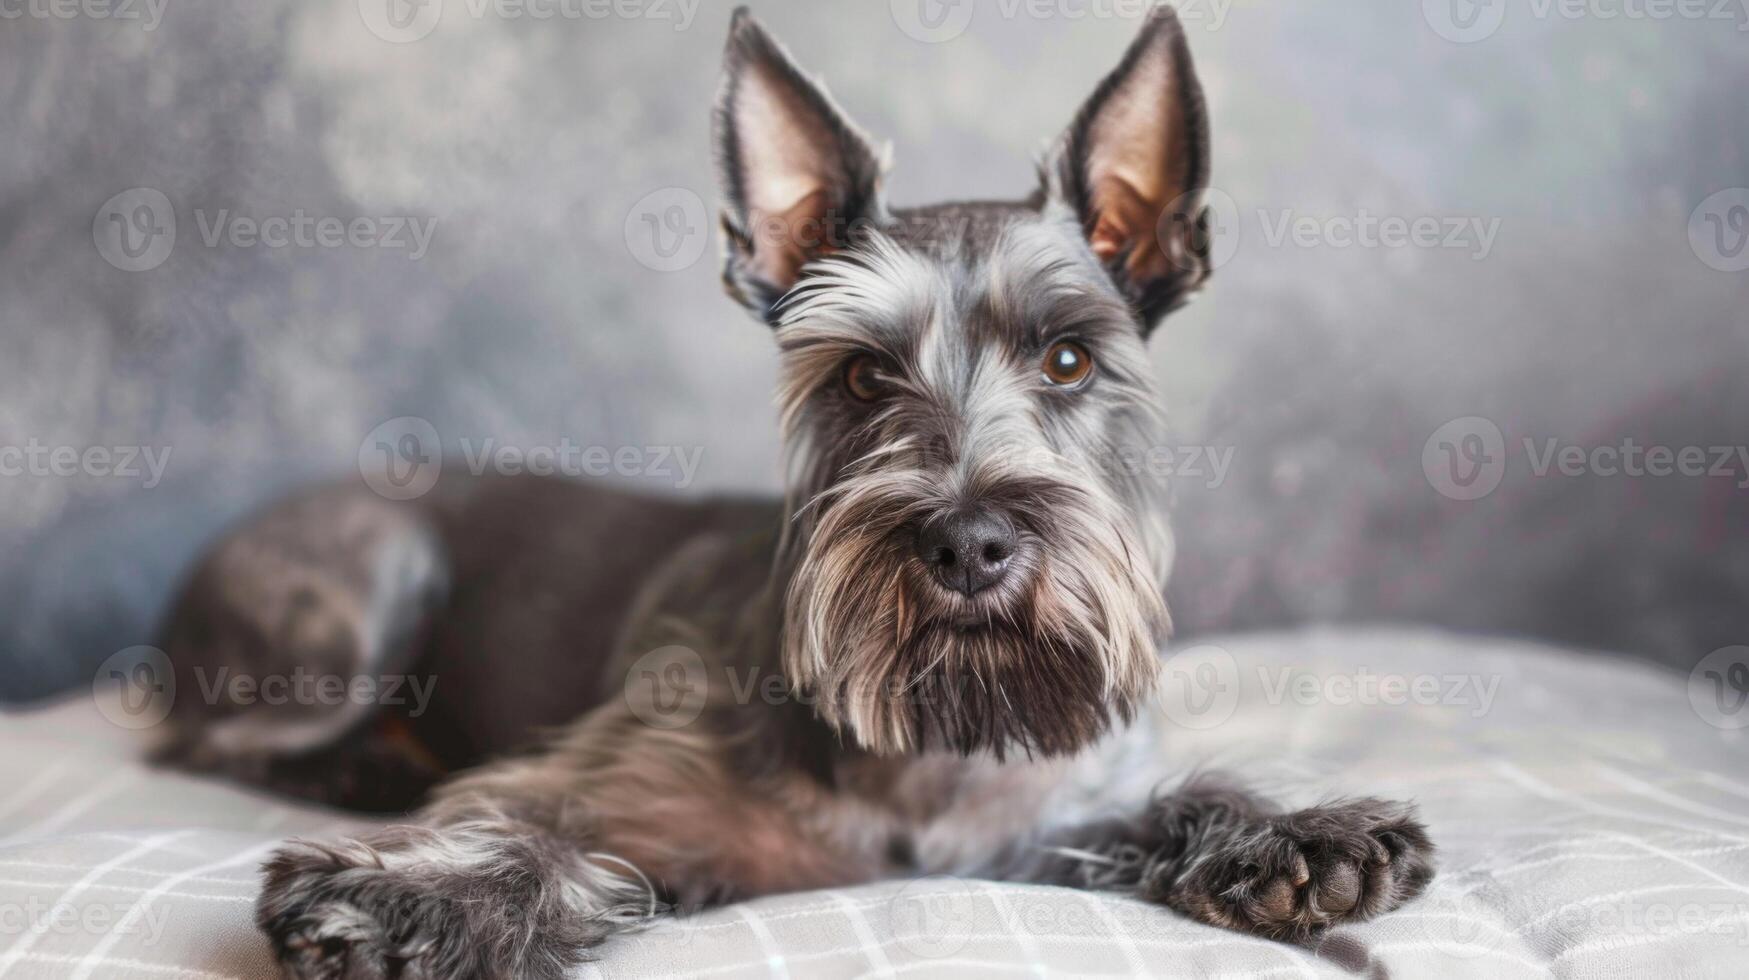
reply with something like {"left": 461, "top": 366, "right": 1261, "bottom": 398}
{"left": 1048, "top": 7, "right": 1211, "bottom": 334}
{"left": 713, "top": 8, "right": 886, "bottom": 323}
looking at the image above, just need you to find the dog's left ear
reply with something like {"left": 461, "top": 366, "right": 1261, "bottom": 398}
{"left": 713, "top": 8, "right": 887, "bottom": 323}
{"left": 1048, "top": 7, "right": 1211, "bottom": 334}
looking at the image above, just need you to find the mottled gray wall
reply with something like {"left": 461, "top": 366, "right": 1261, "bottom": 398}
{"left": 2, "top": 0, "right": 1745, "bottom": 701}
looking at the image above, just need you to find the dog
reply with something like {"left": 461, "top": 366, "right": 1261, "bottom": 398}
{"left": 151, "top": 8, "right": 1434, "bottom": 977}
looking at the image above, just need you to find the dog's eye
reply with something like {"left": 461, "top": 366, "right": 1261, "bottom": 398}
{"left": 843, "top": 354, "right": 884, "bottom": 401}
{"left": 1042, "top": 341, "right": 1093, "bottom": 387}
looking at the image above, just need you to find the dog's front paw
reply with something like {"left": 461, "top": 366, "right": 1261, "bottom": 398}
{"left": 257, "top": 827, "right": 634, "bottom": 979}
{"left": 257, "top": 839, "right": 469, "bottom": 980}
{"left": 1154, "top": 798, "right": 1434, "bottom": 941}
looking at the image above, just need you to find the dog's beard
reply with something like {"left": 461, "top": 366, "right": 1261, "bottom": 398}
{"left": 782, "top": 462, "right": 1169, "bottom": 759}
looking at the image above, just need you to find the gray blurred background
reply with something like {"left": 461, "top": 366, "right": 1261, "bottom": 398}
{"left": 2, "top": 0, "right": 1745, "bottom": 702}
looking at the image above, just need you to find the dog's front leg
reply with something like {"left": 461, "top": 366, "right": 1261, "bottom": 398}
{"left": 256, "top": 806, "right": 649, "bottom": 980}
{"left": 1001, "top": 777, "right": 1435, "bottom": 942}
{"left": 253, "top": 698, "right": 850, "bottom": 980}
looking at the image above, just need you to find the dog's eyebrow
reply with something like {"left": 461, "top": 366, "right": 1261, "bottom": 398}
{"left": 777, "top": 233, "right": 948, "bottom": 356}
{"left": 979, "top": 225, "right": 1136, "bottom": 348}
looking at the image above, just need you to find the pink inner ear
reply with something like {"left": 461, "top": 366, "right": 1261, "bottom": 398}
{"left": 1082, "top": 36, "right": 1192, "bottom": 283}
{"left": 1090, "top": 176, "right": 1174, "bottom": 284}
{"left": 735, "top": 63, "right": 840, "bottom": 287}
{"left": 1089, "top": 178, "right": 1145, "bottom": 261}
{"left": 750, "top": 189, "right": 837, "bottom": 292}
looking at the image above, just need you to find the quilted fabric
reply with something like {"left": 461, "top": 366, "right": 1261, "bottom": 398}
{"left": 0, "top": 629, "right": 1743, "bottom": 978}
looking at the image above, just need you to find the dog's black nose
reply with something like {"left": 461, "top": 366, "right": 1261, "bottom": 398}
{"left": 916, "top": 509, "right": 1017, "bottom": 597}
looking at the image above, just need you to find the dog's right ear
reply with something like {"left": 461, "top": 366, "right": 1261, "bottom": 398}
{"left": 713, "top": 8, "right": 887, "bottom": 323}
{"left": 1046, "top": 6, "right": 1211, "bottom": 335}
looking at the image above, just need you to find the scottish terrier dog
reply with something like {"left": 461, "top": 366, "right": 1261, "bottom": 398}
{"left": 155, "top": 8, "right": 1432, "bottom": 977}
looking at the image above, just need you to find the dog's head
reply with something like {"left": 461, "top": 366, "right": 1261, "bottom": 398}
{"left": 713, "top": 8, "right": 1211, "bottom": 758}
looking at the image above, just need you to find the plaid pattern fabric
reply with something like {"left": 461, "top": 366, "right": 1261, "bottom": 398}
{"left": 0, "top": 629, "right": 1744, "bottom": 978}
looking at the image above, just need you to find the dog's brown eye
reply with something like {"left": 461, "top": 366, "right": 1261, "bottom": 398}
{"left": 1043, "top": 341, "right": 1093, "bottom": 387}
{"left": 844, "top": 354, "right": 883, "bottom": 401}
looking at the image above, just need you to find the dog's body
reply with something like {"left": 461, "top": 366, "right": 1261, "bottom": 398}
{"left": 156, "top": 10, "right": 1433, "bottom": 977}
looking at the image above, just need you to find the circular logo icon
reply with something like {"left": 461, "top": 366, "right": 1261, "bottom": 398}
{"left": 623, "top": 645, "right": 709, "bottom": 729}
{"left": 1159, "top": 644, "right": 1240, "bottom": 731}
{"left": 1422, "top": 416, "right": 1506, "bottom": 501}
{"left": 1422, "top": 0, "right": 1506, "bottom": 43}
{"left": 888, "top": 874, "right": 976, "bottom": 959}
{"left": 1417, "top": 884, "right": 1508, "bottom": 960}
{"left": 93, "top": 646, "right": 176, "bottom": 730}
{"left": 1687, "top": 189, "right": 1749, "bottom": 273}
{"left": 358, "top": 416, "right": 442, "bottom": 500}
{"left": 359, "top": 0, "right": 443, "bottom": 43}
{"left": 93, "top": 188, "right": 176, "bottom": 272}
{"left": 890, "top": 0, "right": 975, "bottom": 43}
{"left": 1160, "top": 187, "right": 1241, "bottom": 274}
{"left": 624, "top": 188, "right": 709, "bottom": 273}
{"left": 1689, "top": 645, "right": 1749, "bottom": 730}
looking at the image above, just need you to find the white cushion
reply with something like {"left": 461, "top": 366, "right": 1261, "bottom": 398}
{"left": 0, "top": 629, "right": 1743, "bottom": 978}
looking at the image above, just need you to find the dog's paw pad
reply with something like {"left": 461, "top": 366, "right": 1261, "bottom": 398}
{"left": 1168, "top": 798, "right": 1435, "bottom": 941}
